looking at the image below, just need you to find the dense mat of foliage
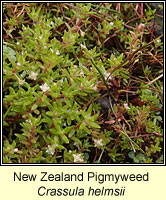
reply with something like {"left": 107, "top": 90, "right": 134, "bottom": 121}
{"left": 3, "top": 3, "right": 163, "bottom": 163}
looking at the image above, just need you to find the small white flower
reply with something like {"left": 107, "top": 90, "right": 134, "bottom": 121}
{"left": 80, "top": 70, "right": 84, "bottom": 76}
{"left": 13, "top": 148, "right": 18, "bottom": 152}
{"left": 56, "top": 50, "right": 60, "bottom": 55}
{"left": 156, "top": 39, "right": 160, "bottom": 43}
{"left": 17, "top": 62, "right": 21, "bottom": 66}
{"left": 110, "top": 22, "right": 114, "bottom": 26}
{"left": 40, "top": 83, "right": 50, "bottom": 92}
{"left": 91, "top": 83, "right": 98, "bottom": 91}
{"left": 94, "top": 139, "right": 104, "bottom": 148}
{"left": 80, "top": 30, "right": 85, "bottom": 37}
{"left": 39, "top": 36, "right": 42, "bottom": 39}
{"left": 46, "top": 145, "right": 55, "bottom": 155}
{"left": 19, "top": 79, "right": 25, "bottom": 85}
{"left": 16, "top": 42, "right": 20, "bottom": 45}
{"left": 80, "top": 44, "right": 86, "bottom": 49}
{"left": 124, "top": 103, "right": 130, "bottom": 110}
{"left": 73, "top": 154, "right": 84, "bottom": 163}
{"left": 141, "top": 23, "right": 145, "bottom": 28}
{"left": 44, "top": 46, "right": 47, "bottom": 49}
{"left": 104, "top": 71, "right": 112, "bottom": 80}
{"left": 138, "top": 23, "right": 145, "bottom": 32}
{"left": 92, "top": 85, "right": 98, "bottom": 91}
{"left": 73, "top": 65, "right": 78, "bottom": 71}
{"left": 104, "top": 71, "right": 109, "bottom": 77}
{"left": 29, "top": 71, "right": 38, "bottom": 80}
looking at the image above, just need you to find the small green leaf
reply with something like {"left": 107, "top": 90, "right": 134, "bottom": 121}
{"left": 88, "top": 122, "right": 100, "bottom": 129}
{"left": 80, "top": 122, "right": 86, "bottom": 130}
{"left": 31, "top": 104, "right": 38, "bottom": 111}
{"left": 133, "top": 157, "right": 140, "bottom": 163}
{"left": 46, "top": 111, "right": 54, "bottom": 117}
{"left": 67, "top": 117, "right": 71, "bottom": 125}
{"left": 136, "top": 153, "right": 145, "bottom": 161}
{"left": 3, "top": 45, "right": 16, "bottom": 62}
{"left": 49, "top": 128, "right": 56, "bottom": 135}
{"left": 128, "top": 151, "right": 135, "bottom": 159}
{"left": 61, "top": 134, "right": 69, "bottom": 143}
{"left": 87, "top": 104, "right": 92, "bottom": 115}
{"left": 71, "top": 136, "right": 82, "bottom": 146}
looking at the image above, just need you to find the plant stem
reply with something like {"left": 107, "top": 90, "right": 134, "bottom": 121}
{"left": 90, "top": 58, "right": 115, "bottom": 101}
{"left": 91, "top": 58, "right": 144, "bottom": 153}
{"left": 3, "top": 104, "right": 12, "bottom": 121}
{"left": 111, "top": 35, "right": 163, "bottom": 74}
{"left": 97, "top": 148, "right": 104, "bottom": 163}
